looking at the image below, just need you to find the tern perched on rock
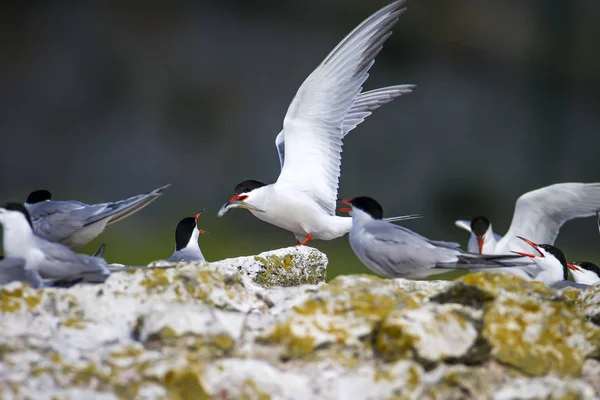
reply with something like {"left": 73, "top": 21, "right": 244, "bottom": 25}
{"left": 218, "top": 1, "right": 416, "bottom": 245}
{"left": 24, "top": 183, "right": 171, "bottom": 248}
{"left": 0, "top": 203, "right": 110, "bottom": 284}
{"left": 455, "top": 183, "right": 600, "bottom": 254}
{"left": 340, "top": 196, "right": 529, "bottom": 280}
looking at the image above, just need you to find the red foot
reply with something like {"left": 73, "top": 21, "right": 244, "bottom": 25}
{"left": 295, "top": 240, "right": 300, "bottom": 245}
{"left": 299, "top": 233, "right": 312, "bottom": 246}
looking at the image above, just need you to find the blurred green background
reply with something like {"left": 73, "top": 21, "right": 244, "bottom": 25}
{"left": 0, "top": 1, "right": 599, "bottom": 280}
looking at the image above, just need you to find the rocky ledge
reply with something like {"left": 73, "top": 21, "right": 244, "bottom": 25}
{"left": 1, "top": 246, "right": 600, "bottom": 399}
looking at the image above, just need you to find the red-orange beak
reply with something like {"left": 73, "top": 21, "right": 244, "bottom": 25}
{"left": 477, "top": 236, "right": 485, "bottom": 254}
{"left": 198, "top": 229, "right": 208, "bottom": 235}
{"left": 567, "top": 262, "right": 581, "bottom": 272}
{"left": 338, "top": 199, "right": 352, "bottom": 214}
{"left": 511, "top": 236, "right": 544, "bottom": 258}
{"left": 218, "top": 194, "right": 262, "bottom": 217}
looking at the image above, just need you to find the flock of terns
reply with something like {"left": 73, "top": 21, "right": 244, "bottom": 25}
{"left": 1, "top": 1, "right": 599, "bottom": 291}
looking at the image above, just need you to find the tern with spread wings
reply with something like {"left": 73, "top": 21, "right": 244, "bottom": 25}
{"left": 217, "top": 1, "right": 417, "bottom": 245}
{"left": 455, "top": 183, "right": 600, "bottom": 254}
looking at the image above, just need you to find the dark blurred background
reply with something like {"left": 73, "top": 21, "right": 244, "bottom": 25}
{"left": 1, "top": 1, "right": 599, "bottom": 279}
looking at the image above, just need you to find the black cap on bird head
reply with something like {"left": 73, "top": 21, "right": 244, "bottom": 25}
{"left": 26, "top": 190, "right": 52, "bottom": 204}
{"left": 571, "top": 261, "right": 600, "bottom": 277}
{"left": 175, "top": 217, "right": 197, "bottom": 251}
{"left": 0, "top": 202, "right": 33, "bottom": 228}
{"left": 349, "top": 196, "right": 384, "bottom": 219}
{"left": 234, "top": 180, "right": 267, "bottom": 195}
{"left": 538, "top": 244, "right": 569, "bottom": 281}
{"left": 470, "top": 216, "right": 490, "bottom": 238}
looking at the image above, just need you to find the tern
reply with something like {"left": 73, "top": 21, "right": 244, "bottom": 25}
{"left": 167, "top": 212, "right": 207, "bottom": 262}
{"left": 339, "top": 196, "right": 529, "bottom": 280}
{"left": 217, "top": 1, "right": 415, "bottom": 245}
{"left": 455, "top": 183, "right": 600, "bottom": 254}
{"left": 24, "top": 183, "right": 171, "bottom": 248}
{"left": 567, "top": 261, "right": 600, "bottom": 286}
{"left": 0, "top": 203, "right": 111, "bottom": 284}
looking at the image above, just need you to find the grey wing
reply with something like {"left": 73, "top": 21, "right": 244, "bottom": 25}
{"left": 30, "top": 201, "right": 108, "bottom": 242}
{"left": 30, "top": 184, "right": 171, "bottom": 243}
{"left": 36, "top": 238, "right": 110, "bottom": 282}
{"left": 275, "top": 130, "right": 286, "bottom": 169}
{"left": 81, "top": 183, "right": 171, "bottom": 227}
{"left": 358, "top": 222, "right": 458, "bottom": 279}
{"left": 0, "top": 257, "right": 43, "bottom": 288}
{"left": 551, "top": 280, "right": 590, "bottom": 290}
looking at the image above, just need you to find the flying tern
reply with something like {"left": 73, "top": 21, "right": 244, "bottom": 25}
{"left": 217, "top": 1, "right": 416, "bottom": 245}
{"left": 24, "top": 183, "right": 171, "bottom": 248}
{"left": 339, "top": 196, "right": 529, "bottom": 280}
{"left": 455, "top": 183, "right": 600, "bottom": 255}
{"left": 0, "top": 203, "right": 111, "bottom": 284}
{"left": 167, "top": 212, "right": 207, "bottom": 262}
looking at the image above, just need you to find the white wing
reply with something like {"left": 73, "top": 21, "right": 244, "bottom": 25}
{"left": 495, "top": 183, "right": 600, "bottom": 253}
{"left": 274, "top": 84, "right": 415, "bottom": 169}
{"left": 342, "top": 85, "right": 414, "bottom": 134}
{"left": 454, "top": 220, "right": 472, "bottom": 233}
{"left": 275, "top": 1, "right": 406, "bottom": 215}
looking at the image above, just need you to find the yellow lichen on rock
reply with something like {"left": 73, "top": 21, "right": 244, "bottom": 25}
{"left": 0, "top": 283, "right": 42, "bottom": 313}
{"left": 483, "top": 297, "right": 600, "bottom": 376}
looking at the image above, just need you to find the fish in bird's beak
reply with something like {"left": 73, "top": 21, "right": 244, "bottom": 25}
{"left": 567, "top": 262, "right": 581, "bottom": 272}
{"left": 511, "top": 236, "right": 544, "bottom": 258}
{"left": 217, "top": 195, "right": 264, "bottom": 217}
{"left": 337, "top": 199, "right": 352, "bottom": 214}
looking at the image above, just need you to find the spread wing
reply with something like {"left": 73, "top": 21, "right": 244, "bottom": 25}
{"left": 454, "top": 220, "right": 472, "bottom": 233}
{"left": 275, "top": 1, "right": 406, "bottom": 215}
{"left": 274, "top": 84, "right": 415, "bottom": 169}
{"left": 495, "top": 183, "right": 600, "bottom": 253}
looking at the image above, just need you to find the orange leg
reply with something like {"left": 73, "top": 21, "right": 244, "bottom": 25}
{"left": 299, "top": 233, "right": 312, "bottom": 246}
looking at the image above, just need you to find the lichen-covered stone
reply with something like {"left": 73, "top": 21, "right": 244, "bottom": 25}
{"left": 375, "top": 303, "right": 479, "bottom": 364}
{"left": 483, "top": 297, "right": 600, "bottom": 376}
{"left": 211, "top": 246, "right": 327, "bottom": 288}
{"left": 259, "top": 275, "right": 419, "bottom": 359}
{"left": 493, "top": 375, "right": 596, "bottom": 400}
{"left": 2, "top": 252, "right": 600, "bottom": 399}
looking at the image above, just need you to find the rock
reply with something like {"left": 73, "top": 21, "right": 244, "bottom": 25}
{"left": 374, "top": 303, "right": 480, "bottom": 364}
{"left": 211, "top": 245, "right": 327, "bottom": 288}
{"left": 1, "top": 250, "right": 600, "bottom": 399}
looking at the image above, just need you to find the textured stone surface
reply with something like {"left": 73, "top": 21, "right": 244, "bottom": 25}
{"left": 1, "top": 248, "right": 600, "bottom": 399}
